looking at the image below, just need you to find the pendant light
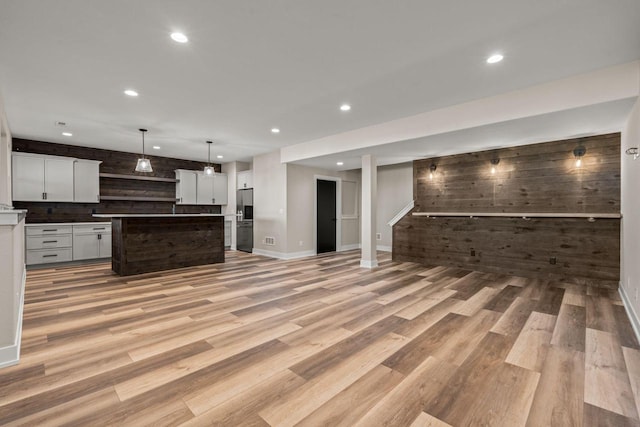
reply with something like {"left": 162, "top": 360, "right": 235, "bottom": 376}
{"left": 135, "top": 128, "right": 153, "bottom": 172}
{"left": 204, "top": 140, "right": 215, "bottom": 176}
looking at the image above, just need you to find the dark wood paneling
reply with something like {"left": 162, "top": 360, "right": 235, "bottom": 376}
{"left": 394, "top": 133, "right": 621, "bottom": 288}
{"left": 393, "top": 216, "right": 620, "bottom": 288}
{"left": 414, "top": 133, "right": 620, "bottom": 213}
{"left": 111, "top": 216, "right": 224, "bottom": 276}
{"left": 12, "top": 138, "right": 222, "bottom": 223}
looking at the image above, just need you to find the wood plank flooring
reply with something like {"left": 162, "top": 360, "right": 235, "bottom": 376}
{"left": 1, "top": 250, "right": 639, "bottom": 426}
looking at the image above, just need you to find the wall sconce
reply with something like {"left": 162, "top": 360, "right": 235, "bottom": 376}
{"left": 626, "top": 147, "right": 639, "bottom": 160}
{"left": 573, "top": 146, "right": 586, "bottom": 167}
{"left": 429, "top": 163, "right": 437, "bottom": 180}
{"left": 490, "top": 158, "right": 500, "bottom": 175}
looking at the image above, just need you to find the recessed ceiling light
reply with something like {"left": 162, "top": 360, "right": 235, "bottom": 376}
{"left": 217, "top": 155, "right": 223, "bottom": 159}
{"left": 170, "top": 32, "right": 188, "bottom": 43}
{"left": 152, "top": 146, "right": 161, "bottom": 150}
{"left": 271, "top": 128, "right": 280, "bottom": 134}
{"left": 486, "top": 54, "right": 504, "bottom": 64}
{"left": 336, "top": 161, "right": 344, "bottom": 166}
{"left": 124, "top": 89, "right": 139, "bottom": 97}
{"left": 62, "top": 132, "right": 72, "bottom": 137}
{"left": 340, "top": 104, "right": 351, "bottom": 112}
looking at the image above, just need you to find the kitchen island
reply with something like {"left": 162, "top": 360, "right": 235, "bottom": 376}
{"left": 94, "top": 214, "right": 229, "bottom": 276}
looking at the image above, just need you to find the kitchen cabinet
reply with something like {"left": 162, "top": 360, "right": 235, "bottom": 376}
{"left": 25, "top": 224, "right": 73, "bottom": 265}
{"left": 175, "top": 169, "right": 197, "bottom": 205}
{"left": 196, "top": 172, "right": 228, "bottom": 205}
{"left": 74, "top": 159, "right": 101, "bottom": 203}
{"left": 224, "top": 220, "right": 231, "bottom": 248}
{"left": 12, "top": 153, "right": 75, "bottom": 202}
{"left": 72, "top": 223, "right": 111, "bottom": 260}
{"left": 237, "top": 170, "right": 253, "bottom": 190}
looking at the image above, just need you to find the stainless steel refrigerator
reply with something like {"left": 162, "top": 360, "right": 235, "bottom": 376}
{"left": 236, "top": 188, "right": 253, "bottom": 252}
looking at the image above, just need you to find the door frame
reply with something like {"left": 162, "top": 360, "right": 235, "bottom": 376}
{"left": 313, "top": 175, "right": 342, "bottom": 255}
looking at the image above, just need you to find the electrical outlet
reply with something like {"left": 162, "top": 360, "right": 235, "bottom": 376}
{"left": 549, "top": 257, "right": 557, "bottom": 265}
{"left": 376, "top": 233, "right": 381, "bottom": 240}
{"left": 470, "top": 248, "right": 476, "bottom": 256}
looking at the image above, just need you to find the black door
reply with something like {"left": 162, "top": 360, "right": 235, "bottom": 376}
{"left": 317, "top": 179, "right": 337, "bottom": 253}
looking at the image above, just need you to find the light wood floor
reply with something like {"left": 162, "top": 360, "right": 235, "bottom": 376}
{"left": 1, "top": 250, "right": 639, "bottom": 426}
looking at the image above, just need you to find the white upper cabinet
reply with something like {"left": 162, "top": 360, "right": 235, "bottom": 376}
{"left": 213, "top": 173, "right": 228, "bottom": 205}
{"left": 175, "top": 169, "right": 197, "bottom": 205}
{"left": 73, "top": 159, "right": 101, "bottom": 203}
{"left": 12, "top": 152, "right": 75, "bottom": 202}
{"left": 196, "top": 172, "right": 228, "bottom": 205}
{"left": 237, "top": 170, "right": 253, "bottom": 190}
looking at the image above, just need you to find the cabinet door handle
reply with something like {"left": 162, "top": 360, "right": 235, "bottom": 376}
{"left": 43, "top": 229, "right": 58, "bottom": 232}
{"left": 43, "top": 240, "right": 57, "bottom": 243}
{"left": 93, "top": 227, "right": 106, "bottom": 230}
{"left": 97, "top": 234, "right": 102, "bottom": 240}
{"left": 42, "top": 192, "right": 46, "bottom": 200}
{"left": 212, "top": 198, "right": 215, "bottom": 204}
{"left": 43, "top": 254, "right": 58, "bottom": 258}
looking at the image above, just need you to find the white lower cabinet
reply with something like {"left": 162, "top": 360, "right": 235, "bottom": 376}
{"left": 72, "top": 223, "right": 112, "bottom": 260}
{"left": 25, "top": 222, "right": 111, "bottom": 265}
{"left": 25, "top": 224, "right": 73, "bottom": 265}
{"left": 224, "top": 220, "right": 231, "bottom": 248}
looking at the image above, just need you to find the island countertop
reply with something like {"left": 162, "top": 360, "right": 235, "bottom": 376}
{"left": 93, "top": 213, "right": 238, "bottom": 218}
{"left": 100, "top": 214, "right": 227, "bottom": 276}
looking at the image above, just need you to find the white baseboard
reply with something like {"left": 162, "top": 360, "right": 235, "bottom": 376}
{"left": 619, "top": 283, "right": 640, "bottom": 345}
{"left": 0, "top": 264, "right": 26, "bottom": 369}
{"left": 377, "top": 245, "right": 392, "bottom": 252}
{"left": 340, "top": 243, "right": 361, "bottom": 251}
{"left": 252, "top": 248, "right": 316, "bottom": 260}
{"left": 360, "top": 259, "right": 379, "bottom": 269}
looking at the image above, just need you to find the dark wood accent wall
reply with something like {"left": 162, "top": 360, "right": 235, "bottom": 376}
{"left": 12, "top": 138, "right": 222, "bottom": 223}
{"left": 111, "top": 216, "right": 224, "bottom": 276}
{"left": 393, "top": 133, "right": 621, "bottom": 288}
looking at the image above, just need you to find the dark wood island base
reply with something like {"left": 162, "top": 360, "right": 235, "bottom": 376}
{"left": 96, "top": 214, "right": 226, "bottom": 276}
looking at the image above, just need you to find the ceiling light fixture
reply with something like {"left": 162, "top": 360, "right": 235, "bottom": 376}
{"left": 573, "top": 146, "right": 586, "bottom": 167}
{"left": 152, "top": 146, "right": 161, "bottom": 150}
{"left": 336, "top": 161, "right": 344, "bottom": 166}
{"left": 204, "top": 140, "right": 215, "bottom": 176}
{"left": 429, "top": 163, "right": 437, "bottom": 180}
{"left": 486, "top": 54, "right": 504, "bottom": 64}
{"left": 170, "top": 32, "right": 188, "bottom": 43}
{"left": 340, "top": 104, "right": 351, "bottom": 112}
{"left": 271, "top": 128, "right": 280, "bottom": 134}
{"left": 217, "top": 155, "right": 223, "bottom": 159}
{"left": 490, "top": 158, "right": 500, "bottom": 174}
{"left": 124, "top": 89, "right": 139, "bottom": 97}
{"left": 62, "top": 132, "right": 73, "bottom": 137}
{"left": 626, "top": 147, "right": 639, "bottom": 160}
{"left": 135, "top": 128, "right": 153, "bottom": 173}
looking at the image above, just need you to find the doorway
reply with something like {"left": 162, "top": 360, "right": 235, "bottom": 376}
{"left": 316, "top": 179, "right": 337, "bottom": 253}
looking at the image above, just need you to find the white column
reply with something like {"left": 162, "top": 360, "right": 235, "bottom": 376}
{"left": 361, "top": 154, "right": 378, "bottom": 268}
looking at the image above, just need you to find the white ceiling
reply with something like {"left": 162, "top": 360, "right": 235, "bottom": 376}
{"left": 0, "top": 0, "right": 639, "bottom": 167}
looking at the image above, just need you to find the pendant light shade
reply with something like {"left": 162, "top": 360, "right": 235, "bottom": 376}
{"left": 135, "top": 128, "right": 153, "bottom": 173}
{"left": 204, "top": 140, "right": 215, "bottom": 176}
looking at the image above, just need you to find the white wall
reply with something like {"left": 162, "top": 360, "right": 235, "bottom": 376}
{"left": 253, "top": 151, "right": 288, "bottom": 255}
{"left": 376, "top": 162, "right": 413, "bottom": 250}
{"left": 621, "top": 97, "right": 640, "bottom": 334}
{"left": 286, "top": 163, "right": 360, "bottom": 255}
{"left": 0, "top": 90, "right": 26, "bottom": 368}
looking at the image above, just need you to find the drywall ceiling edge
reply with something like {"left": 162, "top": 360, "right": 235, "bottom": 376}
{"left": 280, "top": 61, "right": 640, "bottom": 164}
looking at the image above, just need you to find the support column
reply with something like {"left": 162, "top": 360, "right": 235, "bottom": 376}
{"left": 361, "top": 154, "right": 378, "bottom": 268}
